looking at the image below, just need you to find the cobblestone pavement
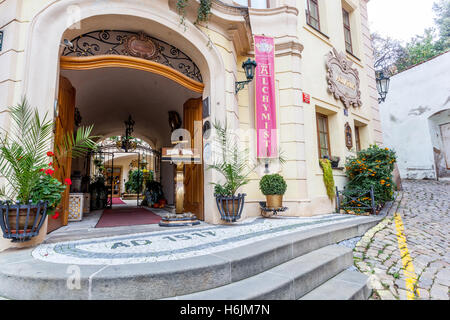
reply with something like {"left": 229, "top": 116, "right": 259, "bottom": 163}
{"left": 353, "top": 180, "right": 450, "bottom": 300}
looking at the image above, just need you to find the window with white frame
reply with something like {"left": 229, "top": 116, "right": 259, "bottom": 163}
{"left": 234, "top": 0, "right": 269, "bottom": 9}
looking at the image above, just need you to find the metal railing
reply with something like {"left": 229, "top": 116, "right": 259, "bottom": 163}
{"left": 336, "top": 186, "right": 376, "bottom": 215}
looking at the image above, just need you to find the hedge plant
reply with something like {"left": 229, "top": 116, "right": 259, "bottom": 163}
{"left": 344, "top": 145, "right": 397, "bottom": 212}
{"left": 319, "top": 159, "right": 335, "bottom": 200}
{"left": 259, "top": 174, "right": 287, "bottom": 196}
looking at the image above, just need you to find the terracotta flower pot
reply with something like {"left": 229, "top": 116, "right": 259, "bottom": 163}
{"left": 266, "top": 195, "right": 283, "bottom": 209}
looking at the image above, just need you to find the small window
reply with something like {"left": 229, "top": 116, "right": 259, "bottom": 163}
{"left": 355, "top": 126, "right": 361, "bottom": 152}
{"left": 306, "top": 0, "right": 321, "bottom": 30}
{"left": 234, "top": 0, "right": 269, "bottom": 8}
{"left": 342, "top": 9, "right": 353, "bottom": 54}
{"left": 316, "top": 113, "right": 331, "bottom": 159}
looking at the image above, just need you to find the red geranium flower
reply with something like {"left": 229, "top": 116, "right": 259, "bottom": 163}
{"left": 65, "top": 178, "right": 72, "bottom": 185}
{"left": 48, "top": 162, "right": 53, "bottom": 166}
{"left": 45, "top": 169, "right": 54, "bottom": 176}
{"left": 40, "top": 168, "right": 45, "bottom": 172}
{"left": 47, "top": 151, "right": 54, "bottom": 157}
{"left": 51, "top": 211, "right": 60, "bottom": 220}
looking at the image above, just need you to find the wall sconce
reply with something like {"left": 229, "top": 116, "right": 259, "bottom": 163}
{"left": 0, "top": 31, "right": 4, "bottom": 52}
{"left": 235, "top": 58, "right": 257, "bottom": 94}
{"left": 376, "top": 71, "right": 390, "bottom": 103}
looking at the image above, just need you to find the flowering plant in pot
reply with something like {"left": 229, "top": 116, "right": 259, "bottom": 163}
{"left": 208, "top": 121, "right": 256, "bottom": 222}
{"left": 0, "top": 98, "right": 96, "bottom": 241}
{"left": 259, "top": 174, "right": 287, "bottom": 209}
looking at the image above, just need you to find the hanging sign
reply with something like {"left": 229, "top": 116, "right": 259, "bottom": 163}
{"left": 255, "top": 35, "right": 278, "bottom": 158}
{"left": 326, "top": 48, "right": 362, "bottom": 108}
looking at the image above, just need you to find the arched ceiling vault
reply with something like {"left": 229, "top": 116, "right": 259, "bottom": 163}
{"left": 61, "top": 67, "right": 201, "bottom": 149}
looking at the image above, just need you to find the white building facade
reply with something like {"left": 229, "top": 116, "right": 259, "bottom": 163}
{"left": 380, "top": 51, "right": 450, "bottom": 180}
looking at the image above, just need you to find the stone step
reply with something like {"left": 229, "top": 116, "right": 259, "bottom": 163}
{"left": 300, "top": 270, "right": 371, "bottom": 300}
{"left": 166, "top": 245, "right": 353, "bottom": 300}
{"left": 0, "top": 216, "right": 382, "bottom": 300}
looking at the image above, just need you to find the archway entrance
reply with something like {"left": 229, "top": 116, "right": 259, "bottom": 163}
{"left": 50, "top": 31, "right": 205, "bottom": 232}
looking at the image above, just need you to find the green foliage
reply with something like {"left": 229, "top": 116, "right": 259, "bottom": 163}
{"left": 30, "top": 173, "right": 66, "bottom": 214}
{"left": 344, "top": 145, "right": 397, "bottom": 211}
{"left": 373, "top": 1, "right": 450, "bottom": 75}
{"left": 259, "top": 174, "right": 287, "bottom": 196}
{"left": 196, "top": 0, "right": 212, "bottom": 23}
{"left": 208, "top": 120, "right": 256, "bottom": 197}
{"left": 433, "top": 0, "right": 450, "bottom": 49}
{"left": 319, "top": 159, "right": 335, "bottom": 200}
{"left": 127, "top": 169, "right": 144, "bottom": 194}
{"left": 142, "top": 180, "right": 164, "bottom": 206}
{"left": 176, "top": 0, "right": 212, "bottom": 27}
{"left": 396, "top": 28, "right": 446, "bottom": 72}
{"left": 0, "top": 98, "right": 96, "bottom": 212}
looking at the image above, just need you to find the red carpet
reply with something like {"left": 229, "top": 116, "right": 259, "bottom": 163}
{"left": 95, "top": 207, "right": 162, "bottom": 228}
{"left": 111, "top": 198, "right": 126, "bottom": 205}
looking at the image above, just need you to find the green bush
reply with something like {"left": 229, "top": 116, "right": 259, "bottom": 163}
{"left": 319, "top": 159, "right": 335, "bottom": 199}
{"left": 127, "top": 169, "right": 144, "bottom": 194}
{"left": 259, "top": 174, "right": 287, "bottom": 195}
{"left": 344, "top": 145, "right": 397, "bottom": 211}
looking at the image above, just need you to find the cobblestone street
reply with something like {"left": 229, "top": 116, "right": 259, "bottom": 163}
{"left": 354, "top": 180, "right": 450, "bottom": 300}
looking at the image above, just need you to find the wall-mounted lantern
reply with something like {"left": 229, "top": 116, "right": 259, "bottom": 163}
{"left": 235, "top": 58, "right": 257, "bottom": 94}
{"left": 0, "top": 31, "right": 4, "bottom": 52}
{"left": 376, "top": 71, "right": 390, "bottom": 103}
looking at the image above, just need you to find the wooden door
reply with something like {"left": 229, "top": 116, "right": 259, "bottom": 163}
{"left": 183, "top": 98, "right": 204, "bottom": 220}
{"left": 441, "top": 123, "right": 450, "bottom": 169}
{"left": 48, "top": 76, "right": 76, "bottom": 232}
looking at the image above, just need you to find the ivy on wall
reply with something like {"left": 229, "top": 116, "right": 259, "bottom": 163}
{"left": 176, "top": 0, "right": 212, "bottom": 26}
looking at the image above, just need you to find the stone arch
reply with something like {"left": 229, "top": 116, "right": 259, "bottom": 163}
{"left": 22, "top": 0, "right": 226, "bottom": 122}
{"left": 21, "top": 0, "right": 227, "bottom": 225}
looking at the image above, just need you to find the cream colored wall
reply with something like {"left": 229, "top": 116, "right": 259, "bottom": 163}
{"left": 0, "top": 0, "right": 233, "bottom": 251}
{"left": 0, "top": 0, "right": 381, "bottom": 251}
{"left": 236, "top": 0, "right": 380, "bottom": 216}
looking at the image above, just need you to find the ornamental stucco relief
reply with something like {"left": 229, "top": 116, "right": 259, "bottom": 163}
{"left": 326, "top": 48, "right": 362, "bottom": 109}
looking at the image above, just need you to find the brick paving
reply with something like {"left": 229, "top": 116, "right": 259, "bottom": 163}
{"left": 354, "top": 180, "right": 450, "bottom": 300}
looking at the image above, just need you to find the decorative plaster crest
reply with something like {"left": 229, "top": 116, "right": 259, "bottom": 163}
{"left": 326, "top": 48, "right": 362, "bottom": 108}
{"left": 125, "top": 32, "right": 158, "bottom": 60}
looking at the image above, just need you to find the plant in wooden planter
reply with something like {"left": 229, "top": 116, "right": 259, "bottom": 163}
{"left": 0, "top": 98, "right": 96, "bottom": 241}
{"left": 208, "top": 121, "right": 255, "bottom": 222}
{"left": 259, "top": 174, "right": 287, "bottom": 209}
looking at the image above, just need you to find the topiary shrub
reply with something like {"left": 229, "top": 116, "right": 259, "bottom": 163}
{"left": 319, "top": 159, "right": 335, "bottom": 200}
{"left": 259, "top": 174, "right": 287, "bottom": 196}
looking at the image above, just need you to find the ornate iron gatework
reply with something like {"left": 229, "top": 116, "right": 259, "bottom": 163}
{"left": 62, "top": 30, "right": 203, "bottom": 83}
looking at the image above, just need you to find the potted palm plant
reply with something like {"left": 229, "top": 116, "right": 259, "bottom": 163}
{"left": 208, "top": 121, "right": 255, "bottom": 222}
{"left": 259, "top": 174, "right": 287, "bottom": 209}
{"left": 0, "top": 98, "right": 96, "bottom": 242}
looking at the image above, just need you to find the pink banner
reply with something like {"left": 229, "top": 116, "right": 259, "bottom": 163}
{"left": 254, "top": 35, "right": 278, "bottom": 158}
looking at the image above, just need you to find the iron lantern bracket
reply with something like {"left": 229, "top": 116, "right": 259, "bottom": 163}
{"left": 235, "top": 80, "right": 252, "bottom": 94}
